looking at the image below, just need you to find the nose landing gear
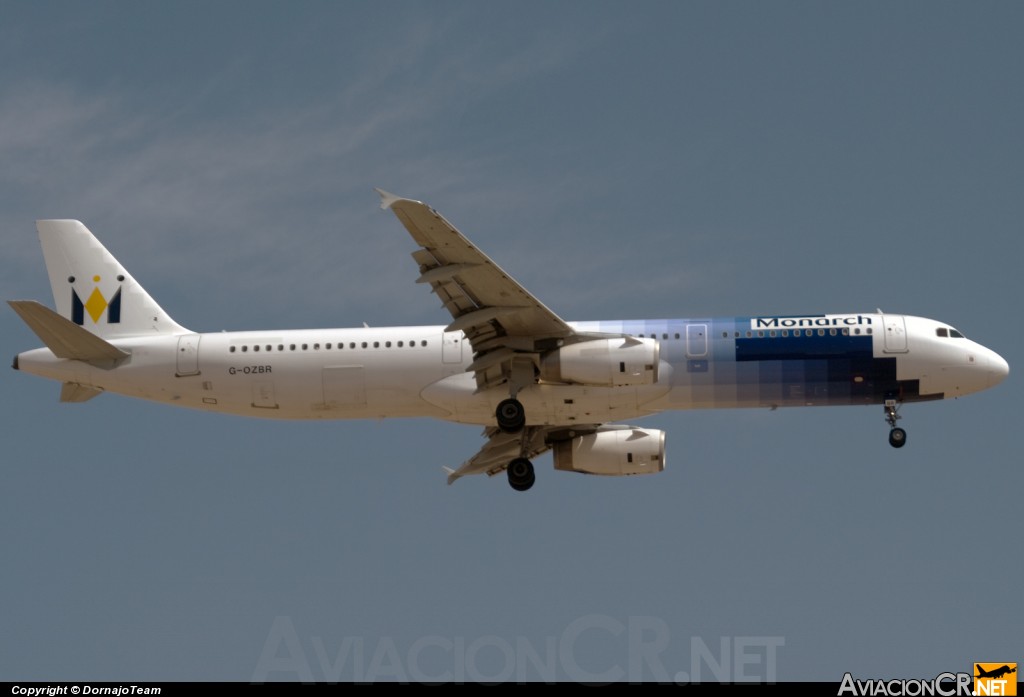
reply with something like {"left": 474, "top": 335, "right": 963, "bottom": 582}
{"left": 885, "top": 400, "right": 907, "bottom": 448}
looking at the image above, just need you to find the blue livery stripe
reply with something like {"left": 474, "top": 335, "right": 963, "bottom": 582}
{"left": 736, "top": 334, "right": 872, "bottom": 362}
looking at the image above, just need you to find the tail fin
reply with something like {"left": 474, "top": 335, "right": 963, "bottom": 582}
{"left": 37, "top": 220, "right": 187, "bottom": 338}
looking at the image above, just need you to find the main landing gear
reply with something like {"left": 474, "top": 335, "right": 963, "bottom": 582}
{"left": 507, "top": 457, "right": 535, "bottom": 492}
{"left": 496, "top": 398, "right": 526, "bottom": 433}
{"left": 495, "top": 397, "right": 535, "bottom": 491}
{"left": 496, "top": 358, "right": 537, "bottom": 490}
{"left": 884, "top": 400, "right": 907, "bottom": 449}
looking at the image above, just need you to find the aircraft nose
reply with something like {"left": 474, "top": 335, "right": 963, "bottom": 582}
{"left": 988, "top": 351, "right": 1009, "bottom": 388}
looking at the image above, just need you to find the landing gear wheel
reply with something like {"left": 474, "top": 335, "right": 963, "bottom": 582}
{"left": 496, "top": 398, "right": 526, "bottom": 433}
{"left": 888, "top": 427, "right": 907, "bottom": 449}
{"left": 883, "top": 400, "right": 906, "bottom": 449}
{"left": 507, "top": 457, "right": 535, "bottom": 491}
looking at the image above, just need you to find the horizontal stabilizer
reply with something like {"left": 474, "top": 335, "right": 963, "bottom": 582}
{"left": 8, "top": 300, "right": 129, "bottom": 363}
{"left": 60, "top": 382, "right": 103, "bottom": 403}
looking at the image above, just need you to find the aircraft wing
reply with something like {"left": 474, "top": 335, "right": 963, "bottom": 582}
{"left": 442, "top": 427, "right": 542, "bottom": 484}
{"left": 443, "top": 425, "right": 599, "bottom": 485}
{"left": 378, "top": 189, "right": 580, "bottom": 389}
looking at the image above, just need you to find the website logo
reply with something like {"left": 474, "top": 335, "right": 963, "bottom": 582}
{"left": 975, "top": 663, "right": 1017, "bottom": 696}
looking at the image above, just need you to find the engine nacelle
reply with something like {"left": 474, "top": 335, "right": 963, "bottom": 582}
{"left": 553, "top": 427, "right": 666, "bottom": 476}
{"left": 539, "top": 338, "right": 659, "bottom": 387}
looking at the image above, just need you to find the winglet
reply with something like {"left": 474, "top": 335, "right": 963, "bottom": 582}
{"left": 375, "top": 188, "right": 406, "bottom": 210}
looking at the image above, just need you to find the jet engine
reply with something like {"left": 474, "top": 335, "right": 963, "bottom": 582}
{"left": 552, "top": 427, "right": 666, "bottom": 476}
{"left": 539, "top": 338, "right": 659, "bottom": 387}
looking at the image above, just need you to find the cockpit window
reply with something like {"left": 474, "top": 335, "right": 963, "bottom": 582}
{"left": 936, "top": 328, "right": 948, "bottom": 338}
{"left": 950, "top": 329, "right": 965, "bottom": 338}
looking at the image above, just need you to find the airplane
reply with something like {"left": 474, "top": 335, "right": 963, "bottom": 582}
{"left": 8, "top": 190, "right": 1010, "bottom": 491}
{"left": 976, "top": 665, "right": 1017, "bottom": 680}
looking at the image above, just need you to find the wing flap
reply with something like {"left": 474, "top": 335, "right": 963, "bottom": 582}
{"left": 445, "top": 305, "right": 530, "bottom": 333}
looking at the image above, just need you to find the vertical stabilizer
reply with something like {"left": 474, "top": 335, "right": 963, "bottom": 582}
{"left": 37, "top": 220, "right": 187, "bottom": 338}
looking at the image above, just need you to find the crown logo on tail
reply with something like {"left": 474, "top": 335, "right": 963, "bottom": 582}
{"left": 71, "top": 275, "right": 121, "bottom": 325}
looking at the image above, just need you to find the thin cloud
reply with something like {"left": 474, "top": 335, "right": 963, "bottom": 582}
{"left": 0, "top": 23, "right": 672, "bottom": 328}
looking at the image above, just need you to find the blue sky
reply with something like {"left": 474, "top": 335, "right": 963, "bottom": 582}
{"left": 2, "top": 2, "right": 1021, "bottom": 682}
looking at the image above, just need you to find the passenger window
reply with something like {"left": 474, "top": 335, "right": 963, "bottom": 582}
{"left": 662, "top": 333, "right": 668, "bottom": 340}
{"left": 229, "top": 346, "right": 236, "bottom": 353}
{"left": 769, "top": 330, "right": 776, "bottom": 337}
{"left": 302, "top": 344, "right": 308, "bottom": 350}
{"left": 829, "top": 329, "right": 836, "bottom": 336}
{"left": 675, "top": 333, "right": 680, "bottom": 340}
{"left": 242, "top": 346, "right": 248, "bottom": 352}
{"left": 361, "top": 342, "right": 367, "bottom": 349}
{"left": 398, "top": 341, "right": 404, "bottom": 347}
{"left": 314, "top": 343, "right": 320, "bottom": 350}
{"left": 373, "top": 341, "right": 380, "bottom": 348}
{"left": 421, "top": 340, "right": 427, "bottom": 347}
{"left": 278, "top": 345, "right": 284, "bottom": 351}
{"left": 326, "top": 343, "right": 332, "bottom": 349}
{"left": 386, "top": 341, "right": 392, "bottom": 348}
{"left": 253, "top": 345, "right": 260, "bottom": 352}
{"left": 290, "top": 344, "right": 296, "bottom": 351}
{"left": 781, "top": 330, "right": 788, "bottom": 337}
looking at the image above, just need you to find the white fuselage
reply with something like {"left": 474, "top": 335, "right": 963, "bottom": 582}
{"left": 14, "top": 314, "right": 1009, "bottom": 428}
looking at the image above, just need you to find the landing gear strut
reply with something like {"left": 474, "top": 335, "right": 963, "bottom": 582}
{"left": 885, "top": 400, "right": 907, "bottom": 449}
{"left": 500, "top": 358, "right": 535, "bottom": 489}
